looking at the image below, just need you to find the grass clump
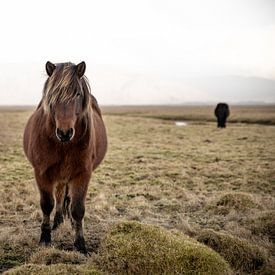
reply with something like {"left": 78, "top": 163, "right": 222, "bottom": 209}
{"left": 3, "top": 263, "right": 102, "bottom": 275}
{"left": 96, "top": 221, "right": 232, "bottom": 274}
{"left": 29, "top": 247, "right": 86, "bottom": 265}
{"left": 248, "top": 211, "right": 275, "bottom": 242}
{"left": 0, "top": 242, "right": 31, "bottom": 273}
{"left": 197, "top": 229, "right": 267, "bottom": 273}
{"left": 210, "top": 192, "right": 258, "bottom": 215}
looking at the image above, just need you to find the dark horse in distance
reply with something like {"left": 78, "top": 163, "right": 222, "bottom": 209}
{"left": 214, "top": 103, "right": 230, "bottom": 128}
{"left": 23, "top": 61, "right": 107, "bottom": 254}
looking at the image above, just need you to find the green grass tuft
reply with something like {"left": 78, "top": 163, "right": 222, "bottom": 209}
{"left": 96, "top": 221, "right": 232, "bottom": 274}
{"left": 3, "top": 263, "right": 102, "bottom": 275}
{"left": 197, "top": 229, "right": 267, "bottom": 273}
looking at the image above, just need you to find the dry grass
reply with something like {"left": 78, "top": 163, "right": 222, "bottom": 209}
{"left": 102, "top": 104, "right": 275, "bottom": 125}
{"left": 0, "top": 105, "right": 275, "bottom": 274}
{"left": 247, "top": 211, "right": 275, "bottom": 243}
{"left": 29, "top": 248, "right": 86, "bottom": 265}
{"left": 208, "top": 192, "right": 261, "bottom": 215}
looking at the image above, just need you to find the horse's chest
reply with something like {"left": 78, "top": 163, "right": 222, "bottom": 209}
{"left": 56, "top": 153, "right": 78, "bottom": 180}
{"left": 59, "top": 156, "right": 71, "bottom": 178}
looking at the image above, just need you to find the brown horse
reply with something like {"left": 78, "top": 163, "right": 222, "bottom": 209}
{"left": 23, "top": 61, "right": 107, "bottom": 254}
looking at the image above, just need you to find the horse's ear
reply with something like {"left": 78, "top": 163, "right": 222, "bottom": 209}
{"left": 76, "top": 61, "right": 86, "bottom": 78}
{"left": 46, "top": 61, "right": 56, "bottom": 77}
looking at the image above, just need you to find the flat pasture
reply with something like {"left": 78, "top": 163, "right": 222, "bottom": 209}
{"left": 0, "top": 105, "right": 274, "bottom": 274}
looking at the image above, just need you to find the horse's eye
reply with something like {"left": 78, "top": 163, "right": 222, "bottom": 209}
{"left": 76, "top": 92, "right": 81, "bottom": 97}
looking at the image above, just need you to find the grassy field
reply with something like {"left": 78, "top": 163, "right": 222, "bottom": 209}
{"left": 0, "top": 105, "right": 274, "bottom": 274}
{"left": 103, "top": 104, "right": 275, "bottom": 125}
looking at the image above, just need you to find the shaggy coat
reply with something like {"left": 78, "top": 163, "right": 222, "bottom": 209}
{"left": 215, "top": 103, "right": 230, "bottom": 128}
{"left": 23, "top": 61, "right": 107, "bottom": 254}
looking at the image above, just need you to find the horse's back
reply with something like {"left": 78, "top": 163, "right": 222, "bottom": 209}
{"left": 23, "top": 107, "right": 43, "bottom": 165}
{"left": 23, "top": 109, "right": 36, "bottom": 160}
{"left": 91, "top": 98, "right": 107, "bottom": 170}
{"left": 215, "top": 103, "right": 229, "bottom": 117}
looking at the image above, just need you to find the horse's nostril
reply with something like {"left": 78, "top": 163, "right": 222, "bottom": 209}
{"left": 56, "top": 128, "right": 62, "bottom": 137}
{"left": 67, "top": 128, "right": 73, "bottom": 138}
{"left": 56, "top": 128, "right": 74, "bottom": 142}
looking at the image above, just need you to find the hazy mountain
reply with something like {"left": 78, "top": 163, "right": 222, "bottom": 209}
{"left": 184, "top": 75, "right": 275, "bottom": 104}
{"left": 0, "top": 63, "right": 274, "bottom": 105}
{"left": 94, "top": 72, "right": 275, "bottom": 105}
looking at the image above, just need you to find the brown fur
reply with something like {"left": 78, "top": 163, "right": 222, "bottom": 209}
{"left": 23, "top": 61, "right": 107, "bottom": 254}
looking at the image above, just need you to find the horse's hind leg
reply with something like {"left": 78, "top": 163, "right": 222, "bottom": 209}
{"left": 35, "top": 171, "right": 54, "bottom": 246}
{"left": 69, "top": 173, "right": 90, "bottom": 254}
{"left": 221, "top": 116, "right": 226, "bottom": 128}
{"left": 63, "top": 185, "right": 71, "bottom": 220}
{"left": 52, "top": 181, "right": 66, "bottom": 230}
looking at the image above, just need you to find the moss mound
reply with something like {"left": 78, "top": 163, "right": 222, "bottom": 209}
{"left": 211, "top": 192, "right": 258, "bottom": 215}
{"left": 197, "top": 229, "right": 267, "bottom": 272}
{"left": 29, "top": 248, "right": 86, "bottom": 265}
{"left": 249, "top": 211, "right": 275, "bottom": 242}
{"left": 97, "top": 221, "right": 232, "bottom": 274}
{"left": 4, "top": 264, "right": 101, "bottom": 275}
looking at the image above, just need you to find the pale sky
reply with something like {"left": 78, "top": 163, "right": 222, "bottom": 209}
{"left": 0, "top": 0, "right": 274, "bottom": 105}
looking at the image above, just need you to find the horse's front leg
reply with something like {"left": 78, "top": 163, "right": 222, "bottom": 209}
{"left": 35, "top": 171, "right": 55, "bottom": 246}
{"left": 69, "top": 171, "right": 90, "bottom": 254}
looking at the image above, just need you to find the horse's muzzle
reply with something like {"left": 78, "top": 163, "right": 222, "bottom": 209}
{"left": 56, "top": 128, "right": 74, "bottom": 142}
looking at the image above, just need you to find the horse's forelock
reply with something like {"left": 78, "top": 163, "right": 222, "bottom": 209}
{"left": 43, "top": 63, "right": 91, "bottom": 113}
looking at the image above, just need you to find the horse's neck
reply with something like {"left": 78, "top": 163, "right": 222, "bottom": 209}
{"left": 75, "top": 111, "right": 93, "bottom": 144}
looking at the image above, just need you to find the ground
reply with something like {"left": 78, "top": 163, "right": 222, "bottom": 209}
{"left": 0, "top": 105, "right": 274, "bottom": 274}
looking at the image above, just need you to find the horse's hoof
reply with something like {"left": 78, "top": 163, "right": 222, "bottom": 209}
{"left": 39, "top": 234, "right": 51, "bottom": 247}
{"left": 39, "top": 240, "right": 52, "bottom": 247}
{"left": 40, "top": 225, "right": 51, "bottom": 245}
{"left": 75, "top": 244, "right": 88, "bottom": 255}
{"left": 74, "top": 237, "right": 88, "bottom": 255}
